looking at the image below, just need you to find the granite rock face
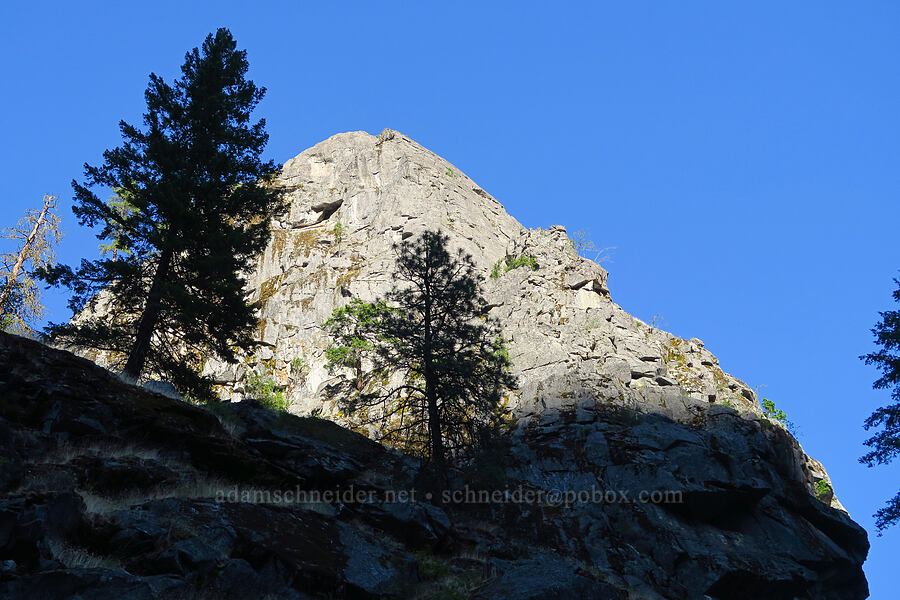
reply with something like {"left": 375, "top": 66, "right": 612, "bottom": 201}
{"left": 468, "top": 405, "right": 869, "bottom": 599}
{"left": 52, "top": 129, "right": 869, "bottom": 596}
{"left": 206, "top": 129, "right": 760, "bottom": 416}
{"left": 0, "top": 332, "right": 869, "bottom": 598}
{"left": 201, "top": 128, "right": 845, "bottom": 512}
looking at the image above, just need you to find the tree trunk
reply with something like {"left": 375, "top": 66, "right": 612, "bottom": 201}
{"left": 123, "top": 249, "right": 173, "bottom": 381}
{"left": 0, "top": 196, "right": 53, "bottom": 315}
{"left": 423, "top": 282, "right": 446, "bottom": 493}
{"left": 427, "top": 381, "right": 444, "bottom": 470}
{"left": 425, "top": 365, "right": 446, "bottom": 501}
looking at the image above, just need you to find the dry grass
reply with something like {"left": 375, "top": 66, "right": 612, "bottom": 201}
{"left": 36, "top": 441, "right": 161, "bottom": 465}
{"left": 75, "top": 476, "right": 325, "bottom": 516}
{"left": 216, "top": 416, "right": 243, "bottom": 437}
{"left": 203, "top": 401, "right": 245, "bottom": 438}
{"left": 13, "top": 469, "right": 75, "bottom": 494}
{"left": 76, "top": 476, "right": 240, "bottom": 515}
{"left": 47, "top": 538, "right": 121, "bottom": 569}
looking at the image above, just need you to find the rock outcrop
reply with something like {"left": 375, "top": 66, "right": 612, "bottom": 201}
{"left": 204, "top": 129, "right": 771, "bottom": 417}
{"left": 0, "top": 332, "right": 869, "bottom": 598}
{"left": 38, "top": 129, "right": 869, "bottom": 597}
{"left": 202, "top": 128, "right": 844, "bottom": 512}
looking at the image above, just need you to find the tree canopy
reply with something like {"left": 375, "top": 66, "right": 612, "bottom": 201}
{"left": 97, "top": 189, "right": 137, "bottom": 262}
{"left": 324, "top": 229, "right": 517, "bottom": 478}
{"left": 861, "top": 277, "right": 900, "bottom": 530}
{"left": 0, "top": 194, "right": 62, "bottom": 335}
{"left": 41, "top": 28, "right": 285, "bottom": 397}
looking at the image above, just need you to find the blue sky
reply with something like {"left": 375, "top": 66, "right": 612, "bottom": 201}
{"left": 2, "top": 1, "right": 898, "bottom": 595}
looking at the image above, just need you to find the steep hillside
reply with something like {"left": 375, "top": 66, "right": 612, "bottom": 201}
{"left": 0, "top": 332, "right": 869, "bottom": 598}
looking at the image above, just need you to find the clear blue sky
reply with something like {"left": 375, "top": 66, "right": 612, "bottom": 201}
{"left": 3, "top": 1, "right": 898, "bottom": 595}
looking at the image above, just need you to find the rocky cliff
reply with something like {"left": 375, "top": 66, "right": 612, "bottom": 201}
{"left": 203, "top": 128, "right": 845, "bottom": 512}
{"left": 0, "top": 332, "right": 869, "bottom": 598}
{"left": 206, "top": 129, "right": 755, "bottom": 420}
{"left": 34, "top": 128, "right": 869, "bottom": 598}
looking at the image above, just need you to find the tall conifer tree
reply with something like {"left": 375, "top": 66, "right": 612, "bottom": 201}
{"left": 42, "top": 29, "right": 285, "bottom": 396}
{"left": 861, "top": 277, "right": 900, "bottom": 530}
{"left": 325, "top": 230, "right": 517, "bottom": 484}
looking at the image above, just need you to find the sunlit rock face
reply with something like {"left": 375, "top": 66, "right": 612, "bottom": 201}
{"left": 203, "top": 128, "right": 849, "bottom": 512}
{"left": 70, "top": 129, "right": 847, "bottom": 518}
{"left": 48, "top": 129, "right": 868, "bottom": 597}
{"left": 207, "top": 129, "right": 753, "bottom": 416}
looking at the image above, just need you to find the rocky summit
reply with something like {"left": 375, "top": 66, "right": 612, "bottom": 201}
{"left": 203, "top": 128, "right": 847, "bottom": 512}
{"left": 3, "top": 129, "right": 869, "bottom": 598}
{"left": 204, "top": 129, "right": 766, "bottom": 425}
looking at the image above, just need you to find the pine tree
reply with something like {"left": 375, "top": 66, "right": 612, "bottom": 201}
{"left": 40, "top": 29, "right": 285, "bottom": 397}
{"left": 325, "top": 229, "right": 517, "bottom": 482}
{"left": 861, "top": 277, "right": 900, "bottom": 530}
{"left": 0, "top": 194, "right": 62, "bottom": 335}
{"left": 98, "top": 189, "right": 137, "bottom": 262}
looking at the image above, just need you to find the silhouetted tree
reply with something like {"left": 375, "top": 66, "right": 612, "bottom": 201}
{"left": 325, "top": 230, "right": 517, "bottom": 482}
{"left": 98, "top": 189, "right": 137, "bottom": 262}
{"left": 0, "top": 194, "right": 62, "bottom": 335}
{"left": 40, "top": 29, "right": 285, "bottom": 397}
{"left": 861, "top": 277, "right": 900, "bottom": 530}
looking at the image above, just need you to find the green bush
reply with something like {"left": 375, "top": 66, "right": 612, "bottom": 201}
{"left": 243, "top": 370, "right": 289, "bottom": 412}
{"left": 506, "top": 253, "right": 538, "bottom": 271}
{"left": 489, "top": 253, "right": 539, "bottom": 278}
{"left": 290, "top": 356, "right": 309, "bottom": 376}
{"left": 761, "top": 398, "right": 787, "bottom": 421}
{"left": 815, "top": 479, "right": 833, "bottom": 501}
{"left": 760, "top": 397, "right": 798, "bottom": 436}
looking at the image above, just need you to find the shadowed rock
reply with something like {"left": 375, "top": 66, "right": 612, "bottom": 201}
{"left": 0, "top": 332, "right": 868, "bottom": 598}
